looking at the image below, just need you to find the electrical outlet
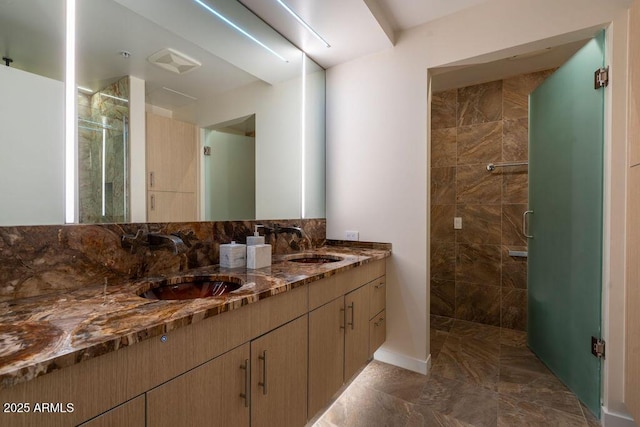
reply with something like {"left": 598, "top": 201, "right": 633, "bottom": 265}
{"left": 345, "top": 230, "right": 359, "bottom": 241}
{"left": 454, "top": 217, "right": 462, "bottom": 230}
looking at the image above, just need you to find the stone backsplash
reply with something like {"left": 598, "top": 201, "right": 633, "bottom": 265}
{"left": 0, "top": 218, "right": 325, "bottom": 302}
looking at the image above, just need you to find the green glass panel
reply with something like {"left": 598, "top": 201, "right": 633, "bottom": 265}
{"left": 528, "top": 31, "right": 604, "bottom": 418}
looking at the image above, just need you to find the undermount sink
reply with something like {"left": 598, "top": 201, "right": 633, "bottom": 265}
{"left": 286, "top": 254, "right": 343, "bottom": 264}
{"left": 139, "top": 275, "right": 243, "bottom": 300}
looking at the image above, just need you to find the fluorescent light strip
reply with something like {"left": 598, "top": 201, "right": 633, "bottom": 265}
{"left": 162, "top": 86, "right": 198, "bottom": 100}
{"left": 99, "top": 92, "right": 129, "bottom": 103}
{"left": 277, "top": 0, "right": 330, "bottom": 48}
{"left": 101, "top": 127, "right": 106, "bottom": 217}
{"left": 301, "top": 52, "right": 307, "bottom": 218}
{"left": 65, "top": 0, "right": 76, "bottom": 223}
{"left": 192, "top": 0, "right": 288, "bottom": 62}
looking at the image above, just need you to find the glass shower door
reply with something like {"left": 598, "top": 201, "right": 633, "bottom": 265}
{"left": 528, "top": 31, "right": 605, "bottom": 417}
{"left": 77, "top": 78, "right": 130, "bottom": 223}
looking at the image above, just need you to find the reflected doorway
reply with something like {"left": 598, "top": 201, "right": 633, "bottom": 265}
{"left": 204, "top": 114, "right": 256, "bottom": 221}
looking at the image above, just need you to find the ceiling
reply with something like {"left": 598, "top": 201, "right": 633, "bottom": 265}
{"left": 240, "top": 0, "right": 490, "bottom": 68}
{"left": 376, "top": 0, "right": 488, "bottom": 31}
{"left": 0, "top": 0, "right": 613, "bottom": 111}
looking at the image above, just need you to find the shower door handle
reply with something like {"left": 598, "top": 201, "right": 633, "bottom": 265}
{"left": 523, "top": 210, "right": 533, "bottom": 239}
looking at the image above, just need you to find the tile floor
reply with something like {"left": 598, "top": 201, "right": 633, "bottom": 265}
{"left": 313, "top": 315, "right": 600, "bottom": 427}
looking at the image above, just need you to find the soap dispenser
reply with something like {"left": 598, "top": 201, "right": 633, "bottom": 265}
{"left": 247, "top": 226, "right": 271, "bottom": 269}
{"left": 247, "top": 225, "right": 266, "bottom": 246}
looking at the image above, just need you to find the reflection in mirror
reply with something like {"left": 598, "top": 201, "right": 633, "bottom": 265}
{"left": 77, "top": 0, "right": 326, "bottom": 224}
{"left": 0, "top": 0, "right": 65, "bottom": 226}
{"left": 204, "top": 115, "right": 256, "bottom": 221}
{"left": 302, "top": 54, "right": 326, "bottom": 219}
{"left": 78, "top": 78, "right": 130, "bottom": 223}
{"left": 0, "top": 0, "right": 326, "bottom": 226}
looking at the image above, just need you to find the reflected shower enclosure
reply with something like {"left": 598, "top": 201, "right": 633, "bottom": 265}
{"left": 77, "top": 77, "right": 129, "bottom": 223}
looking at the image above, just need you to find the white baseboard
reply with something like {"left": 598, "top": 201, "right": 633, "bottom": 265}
{"left": 373, "top": 347, "right": 430, "bottom": 375}
{"left": 603, "top": 406, "right": 637, "bottom": 427}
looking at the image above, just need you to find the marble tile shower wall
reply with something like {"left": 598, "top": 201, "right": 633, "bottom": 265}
{"left": 430, "top": 70, "right": 553, "bottom": 331}
{"left": 78, "top": 77, "right": 130, "bottom": 224}
{"left": 0, "top": 218, "right": 325, "bottom": 302}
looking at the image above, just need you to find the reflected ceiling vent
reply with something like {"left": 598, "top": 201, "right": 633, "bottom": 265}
{"left": 148, "top": 48, "right": 201, "bottom": 74}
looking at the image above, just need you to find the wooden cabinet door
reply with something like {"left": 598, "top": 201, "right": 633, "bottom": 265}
{"left": 369, "top": 310, "right": 386, "bottom": 358}
{"left": 148, "top": 191, "right": 197, "bottom": 222}
{"left": 344, "top": 285, "right": 370, "bottom": 381}
{"left": 308, "top": 297, "right": 345, "bottom": 416}
{"left": 147, "top": 343, "right": 250, "bottom": 427}
{"left": 146, "top": 112, "right": 197, "bottom": 193}
{"left": 368, "top": 276, "right": 386, "bottom": 319}
{"left": 251, "top": 315, "right": 308, "bottom": 427}
{"left": 78, "top": 395, "right": 145, "bottom": 427}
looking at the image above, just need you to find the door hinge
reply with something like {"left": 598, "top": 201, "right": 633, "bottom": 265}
{"left": 594, "top": 67, "right": 609, "bottom": 89}
{"left": 591, "top": 336, "right": 605, "bottom": 359}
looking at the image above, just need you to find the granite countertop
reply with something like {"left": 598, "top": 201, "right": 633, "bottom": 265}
{"left": 0, "top": 245, "right": 390, "bottom": 389}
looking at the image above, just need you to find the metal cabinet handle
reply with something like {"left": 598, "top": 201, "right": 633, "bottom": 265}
{"left": 258, "top": 350, "right": 267, "bottom": 395}
{"left": 150, "top": 194, "right": 155, "bottom": 210}
{"left": 347, "top": 302, "right": 355, "bottom": 330}
{"left": 375, "top": 317, "right": 385, "bottom": 327}
{"left": 375, "top": 282, "right": 385, "bottom": 289}
{"left": 150, "top": 171, "right": 155, "bottom": 187}
{"left": 522, "top": 210, "right": 534, "bottom": 239}
{"left": 340, "top": 307, "right": 346, "bottom": 330}
{"left": 240, "top": 358, "right": 250, "bottom": 407}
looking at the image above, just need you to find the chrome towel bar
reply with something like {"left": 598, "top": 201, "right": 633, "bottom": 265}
{"left": 508, "top": 250, "right": 528, "bottom": 258}
{"left": 486, "top": 161, "right": 528, "bottom": 171}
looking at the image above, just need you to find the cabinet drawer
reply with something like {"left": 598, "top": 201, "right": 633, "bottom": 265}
{"left": 250, "top": 284, "right": 308, "bottom": 338}
{"left": 369, "top": 310, "right": 386, "bottom": 358}
{"left": 309, "top": 259, "right": 385, "bottom": 310}
{"left": 368, "top": 276, "right": 386, "bottom": 319}
{"left": 308, "top": 275, "right": 343, "bottom": 311}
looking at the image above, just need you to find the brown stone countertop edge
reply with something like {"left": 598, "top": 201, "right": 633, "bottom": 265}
{"left": 326, "top": 240, "right": 392, "bottom": 251}
{"left": 0, "top": 245, "right": 390, "bottom": 390}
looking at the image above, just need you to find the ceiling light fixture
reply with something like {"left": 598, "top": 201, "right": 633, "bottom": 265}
{"left": 276, "top": 0, "right": 330, "bottom": 48}
{"left": 65, "top": 0, "right": 76, "bottom": 224}
{"left": 99, "top": 93, "right": 129, "bottom": 103}
{"left": 192, "top": 0, "right": 288, "bottom": 62}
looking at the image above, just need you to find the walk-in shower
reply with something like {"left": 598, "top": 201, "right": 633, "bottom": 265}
{"left": 77, "top": 77, "right": 129, "bottom": 223}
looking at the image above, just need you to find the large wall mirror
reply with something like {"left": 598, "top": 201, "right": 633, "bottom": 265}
{"left": 0, "top": 0, "right": 325, "bottom": 226}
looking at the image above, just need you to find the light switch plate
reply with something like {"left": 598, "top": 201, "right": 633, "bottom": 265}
{"left": 454, "top": 217, "right": 462, "bottom": 229}
{"left": 345, "top": 230, "right": 359, "bottom": 241}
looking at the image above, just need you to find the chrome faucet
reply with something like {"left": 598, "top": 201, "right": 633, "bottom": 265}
{"left": 273, "top": 224, "right": 305, "bottom": 238}
{"left": 121, "top": 229, "right": 188, "bottom": 255}
{"left": 148, "top": 233, "right": 188, "bottom": 255}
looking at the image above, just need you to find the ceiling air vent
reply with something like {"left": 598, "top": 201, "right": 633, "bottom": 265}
{"left": 148, "top": 48, "right": 201, "bottom": 74}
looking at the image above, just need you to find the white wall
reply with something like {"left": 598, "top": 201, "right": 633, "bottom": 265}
{"left": 0, "top": 66, "right": 64, "bottom": 225}
{"left": 326, "top": 0, "right": 634, "bottom": 393}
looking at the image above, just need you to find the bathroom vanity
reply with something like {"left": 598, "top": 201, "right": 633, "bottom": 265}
{"left": 0, "top": 245, "right": 389, "bottom": 427}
